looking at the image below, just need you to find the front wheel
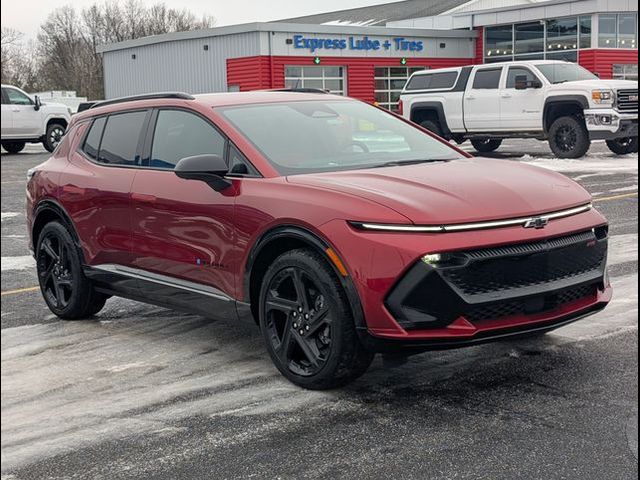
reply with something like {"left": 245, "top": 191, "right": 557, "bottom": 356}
{"left": 606, "top": 137, "right": 638, "bottom": 155}
{"left": 471, "top": 138, "right": 503, "bottom": 153}
{"left": 259, "top": 249, "right": 374, "bottom": 390}
{"left": 2, "top": 141, "right": 26, "bottom": 154}
{"left": 43, "top": 123, "right": 66, "bottom": 152}
{"left": 548, "top": 116, "right": 591, "bottom": 159}
{"left": 36, "top": 222, "right": 107, "bottom": 319}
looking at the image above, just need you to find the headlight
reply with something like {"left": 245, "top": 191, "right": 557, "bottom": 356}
{"left": 592, "top": 90, "right": 614, "bottom": 104}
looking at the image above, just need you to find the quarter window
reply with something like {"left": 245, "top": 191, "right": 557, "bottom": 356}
{"left": 150, "top": 110, "right": 226, "bottom": 169}
{"left": 472, "top": 69, "right": 502, "bottom": 89}
{"left": 97, "top": 111, "right": 147, "bottom": 166}
{"left": 83, "top": 117, "right": 106, "bottom": 160}
{"left": 404, "top": 71, "right": 459, "bottom": 92}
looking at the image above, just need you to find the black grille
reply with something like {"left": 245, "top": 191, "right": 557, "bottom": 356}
{"left": 465, "top": 284, "right": 596, "bottom": 323}
{"left": 440, "top": 231, "right": 607, "bottom": 298}
{"left": 617, "top": 89, "right": 638, "bottom": 112}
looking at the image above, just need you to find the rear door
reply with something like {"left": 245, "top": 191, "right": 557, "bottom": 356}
{"left": 463, "top": 67, "right": 504, "bottom": 131}
{"left": 500, "top": 66, "right": 545, "bottom": 130}
{"left": 129, "top": 108, "right": 239, "bottom": 316}
{"left": 4, "top": 87, "right": 41, "bottom": 137}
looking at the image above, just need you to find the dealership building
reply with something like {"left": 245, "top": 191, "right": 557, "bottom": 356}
{"left": 98, "top": 0, "right": 638, "bottom": 111}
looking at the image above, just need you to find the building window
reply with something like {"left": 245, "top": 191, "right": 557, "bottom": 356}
{"left": 599, "top": 13, "right": 638, "bottom": 48}
{"left": 374, "top": 67, "right": 424, "bottom": 112}
{"left": 515, "top": 22, "right": 545, "bottom": 55}
{"left": 547, "top": 17, "right": 578, "bottom": 52}
{"left": 613, "top": 64, "right": 638, "bottom": 80}
{"left": 284, "top": 66, "right": 345, "bottom": 95}
{"left": 546, "top": 51, "right": 578, "bottom": 62}
{"left": 579, "top": 16, "right": 592, "bottom": 49}
{"left": 485, "top": 25, "right": 514, "bottom": 61}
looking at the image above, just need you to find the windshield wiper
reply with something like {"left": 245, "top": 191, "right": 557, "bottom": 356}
{"left": 373, "top": 159, "right": 451, "bottom": 168}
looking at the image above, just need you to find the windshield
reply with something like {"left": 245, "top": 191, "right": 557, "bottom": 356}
{"left": 535, "top": 63, "right": 599, "bottom": 84}
{"left": 218, "top": 100, "right": 464, "bottom": 175}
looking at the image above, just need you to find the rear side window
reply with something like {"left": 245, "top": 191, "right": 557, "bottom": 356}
{"left": 150, "top": 110, "right": 226, "bottom": 169}
{"left": 98, "top": 111, "right": 147, "bottom": 166}
{"left": 472, "top": 69, "right": 502, "bottom": 89}
{"left": 405, "top": 72, "right": 458, "bottom": 91}
{"left": 83, "top": 117, "right": 106, "bottom": 160}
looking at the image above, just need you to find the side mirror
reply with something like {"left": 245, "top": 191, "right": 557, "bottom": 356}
{"left": 174, "top": 154, "right": 232, "bottom": 192}
{"left": 34, "top": 95, "right": 42, "bottom": 111}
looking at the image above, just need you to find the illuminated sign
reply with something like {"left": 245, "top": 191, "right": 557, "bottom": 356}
{"left": 290, "top": 35, "right": 424, "bottom": 54}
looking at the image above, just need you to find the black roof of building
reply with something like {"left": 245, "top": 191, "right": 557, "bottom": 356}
{"left": 277, "top": 0, "right": 473, "bottom": 26}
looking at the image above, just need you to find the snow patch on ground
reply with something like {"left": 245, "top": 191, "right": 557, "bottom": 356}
{"left": 1, "top": 212, "right": 20, "bottom": 222}
{"left": 1, "top": 256, "right": 35, "bottom": 272}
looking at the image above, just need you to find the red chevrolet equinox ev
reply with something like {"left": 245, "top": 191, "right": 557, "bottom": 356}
{"left": 26, "top": 91, "right": 612, "bottom": 389}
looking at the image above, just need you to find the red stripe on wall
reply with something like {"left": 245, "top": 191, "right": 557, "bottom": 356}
{"left": 579, "top": 49, "right": 638, "bottom": 79}
{"left": 474, "top": 27, "right": 484, "bottom": 64}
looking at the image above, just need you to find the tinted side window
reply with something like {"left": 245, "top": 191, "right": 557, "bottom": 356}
{"left": 83, "top": 117, "right": 106, "bottom": 160}
{"left": 5, "top": 88, "right": 33, "bottom": 105}
{"left": 406, "top": 72, "right": 458, "bottom": 91}
{"left": 472, "top": 69, "right": 502, "bottom": 89}
{"left": 1, "top": 88, "right": 8, "bottom": 105}
{"left": 150, "top": 110, "right": 226, "bottom": 169}
{"left": 228, "top": 144, "right": 260, "bottom": 176}
{"left": 506, "top": 68, "right": 539, "bottom": 88}
{"left": 98, "top": 111, "right": 147, "bottom": 166}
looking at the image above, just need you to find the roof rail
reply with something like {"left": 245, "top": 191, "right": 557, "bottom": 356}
{"left": 269, "top": 88, "right": 330, "bottom": 94}
{"left": 90, "top": 92, "right": 195, "bottom": 109}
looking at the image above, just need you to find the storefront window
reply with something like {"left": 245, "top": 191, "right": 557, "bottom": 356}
{"left": 547, "top": 18, "right": 578, "bottom": 52}
{"left": 618, "top": 14, "right": 638, "bottom": 48}
{"left": 515, "top": 22, "right": 545, "bottom": 54}
{"left": 613, "top": 64, "right": 639, "bottom": 80}
{"left": 374, "top": 67, "right": 424, "bottom": 112}
{"left": 598, "top": 14, "right": 638, "bottom": 49}
{"left": 284, "top": 66, "right": 345, "bottom": 95}
{"left": 579, "top": 16, "right": 592, "bottom": 49}
{"left": 599, "top": 15, "right": 618, "bottom": 47}
{"left": 485, "top": 25, "right": 514, "bottom": 61}
{"left": 546, "top": 51, "right": 578, "bottom": 62}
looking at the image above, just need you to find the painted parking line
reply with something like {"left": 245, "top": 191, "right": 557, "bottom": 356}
{"left": 1, "top": 286, "right": 40, "bottom": 296}
{"left": 593, "top": 192, "right": 638, "bottom": 202}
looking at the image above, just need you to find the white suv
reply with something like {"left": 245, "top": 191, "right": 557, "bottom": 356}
{"left": 400, "top": 61, "right": 638, "bottom": 158}
{"left": 1, "top": 84, "right": 72, "bottom": 154}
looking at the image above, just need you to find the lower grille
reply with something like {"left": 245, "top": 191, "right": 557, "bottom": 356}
{"left": 617, "top": 89, "right": 638, "bottom": 112}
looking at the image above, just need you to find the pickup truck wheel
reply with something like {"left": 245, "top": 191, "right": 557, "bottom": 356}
{"left": 605, "top": 137, "right": 638, "bottom": 155}
{"left": 1, "top": 141, "right": 26, "bottom": 154}
{"left": 420, "top": 120, "right": 443, "bottom": 137}
{"left": 43, "top": 123, "right": 66, "bottom": 152}
{"left": 548, "top": 116, "right": 590, "bottom": 159}
{"left": 471, "top": 138, "right": 502, "bottom": 153}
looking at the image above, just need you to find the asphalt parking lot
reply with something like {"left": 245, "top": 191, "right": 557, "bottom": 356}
{"left": 1, "top": 141, "right": 638, "bottom": 480}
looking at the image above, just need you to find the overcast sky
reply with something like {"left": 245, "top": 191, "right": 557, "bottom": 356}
{"left": 1, "top": 0, "right": 389, "bottom": 38}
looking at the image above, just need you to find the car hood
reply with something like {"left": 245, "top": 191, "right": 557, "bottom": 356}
{"left": 286, "top": 158, "right": 591, "bottom": 225}
{"left": 560, "top": 79, "right": 638, "bottom": 90}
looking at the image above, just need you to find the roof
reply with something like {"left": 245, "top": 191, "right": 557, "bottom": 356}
{"left": 276, "top": 0, "right": 474, "bottom": 27}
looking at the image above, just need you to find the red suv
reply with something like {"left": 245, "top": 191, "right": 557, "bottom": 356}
{"left": 27, "top": 91, "right": 612, "bottom": 389}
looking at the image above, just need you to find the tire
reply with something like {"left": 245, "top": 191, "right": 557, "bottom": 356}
{"left": 2, "top": 141, "right": 26, "bottom": 154}
{"left": 548, "top": 116, "right": 591, "bottom": 159}
{"left": 43, "top": 122, "right": 66, "bottom": 153}
{"left": 420, "top": 119, "right": 443, "bottom": 137}
{"left": 606, "top": 137, "right": 638, "bottom": 155}
{"left": 36, "top": 221, "right": 107, "bottom": 319}
{"left": 259, "top": 249, "right": 374, "bottom": 390}
{"left": 471, "top": 138, "right": 503, "bottom": 153}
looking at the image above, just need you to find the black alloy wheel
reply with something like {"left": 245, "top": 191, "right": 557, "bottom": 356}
{"left": 36, "top": 222, "right": 107, "bottom": 319}
{"left": 2, "top": 141, "right": 26, "bottom": 154}
{"left": 260, "top": 249, "right": 374, "bottom": 389}
{"left": 548, "top": 116, "right": 591, "bottom": 159}
{"left": 606, "top": 137, "right": 638, "bottom": 155}
{"left": 44, "top": 123, "right": 66, "bottom": 152}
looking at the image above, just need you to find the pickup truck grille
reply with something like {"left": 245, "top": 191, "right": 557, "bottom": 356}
{"left": 617, "top": 89, "right": 638, "bottom": 112}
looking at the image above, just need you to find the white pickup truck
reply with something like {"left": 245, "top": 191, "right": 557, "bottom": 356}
{"left": 1, "top": 84, "right": 72, "bottom": 154}
{"left": 400, "top": 60, "right": 638, "bottom": 158}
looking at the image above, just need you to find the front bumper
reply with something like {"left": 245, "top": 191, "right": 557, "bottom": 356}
{"left": 585, "top": 108, "right": 638, "bottom": 140}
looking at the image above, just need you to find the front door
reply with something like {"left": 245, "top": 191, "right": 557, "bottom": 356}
{"left": 500, "top": 66, "right": 546, "bottom": 131}
{"left": 129, "top": 108, "right": 238, "bottom": 316}
{"left": 1, "top": 88, "right": 14, "bottom": 136}
{"left": 4, "top": 87, "right": 41, "bottom": 137}
{"left": 463, "top": 67, "right": 504, "bottom": 131}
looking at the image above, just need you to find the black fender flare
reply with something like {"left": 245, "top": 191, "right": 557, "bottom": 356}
{"left": 32, "top": 199, "right": 84, "bottom": 262}
{"left": 543, "top": 95, "right": 589, "bottom": 133}
{"left": 409, "top": 101, "right": 452, "bottom": 137}
{"left": 243, "top": 225, "right": 367, "bottom": 332}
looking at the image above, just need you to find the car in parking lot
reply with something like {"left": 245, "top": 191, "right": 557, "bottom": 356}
{"left": 1, "top": 84, "right": 72, "bottom": 153}
{"left": 400, "top": 60, "right": 639, "bottom": 158}
{"left": 26, "top": 91, "right": 612, "bottom": 389}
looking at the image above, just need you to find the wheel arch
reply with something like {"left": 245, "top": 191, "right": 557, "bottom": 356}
{"left": 243, "top": 225, "right": 365, "bottom": 331}
{"left": 409, "top": 101, "right": 451, "bottom": 137}
{"left": 543, "top": 96, "right": 589, "bottom": 133}
{"left": 32, "top": 200, "right": 84, "bottom": 263}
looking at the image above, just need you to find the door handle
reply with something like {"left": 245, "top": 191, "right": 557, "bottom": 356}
{"left": 466, "top": 96, "right": 475, "bottom": 100}
{"left": 12, "top": 108, "right": 20, "bottom": 112}
{"left": 131, "top": 192, "right": 157, "bottom": 204}
{"left": 501, "top": 93, "right": 512, "bottom": 98}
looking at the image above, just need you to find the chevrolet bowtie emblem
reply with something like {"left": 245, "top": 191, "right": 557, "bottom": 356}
{"left": 524, "top": 217, "right": 549, "bottom": 229}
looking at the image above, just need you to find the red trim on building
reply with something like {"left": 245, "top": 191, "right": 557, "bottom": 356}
{"left": 474, "top": 27, "right": 484, "bottom": 65}
{"left": 579, "top": 49, "right": 639, "bottom": 79}
{"left": 227, "top": 55, "right": 472, "bottom": 103}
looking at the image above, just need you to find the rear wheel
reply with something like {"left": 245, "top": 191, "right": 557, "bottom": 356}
{"left": 548, "top": 116, "right": 591, "bottom": 159}
{"left": 471, "top": 138, "right": 503, "bottom": 153}
{"left": 420, "top": 119, "right": 443, "bottom": 137}
{"left": 36, "top": 222, "right": 107, "bottom": 319}
{"left": 2, "top": 141, "right": 26, "bottom": 154}
{"left": 606, "top": 137, "right": 638, "bottom": 155}
{"left": 259, "top": 249, "right": 374, "bottom": 390}
{"left": 43, "top": 123, "right": 66, "bottom": 152}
